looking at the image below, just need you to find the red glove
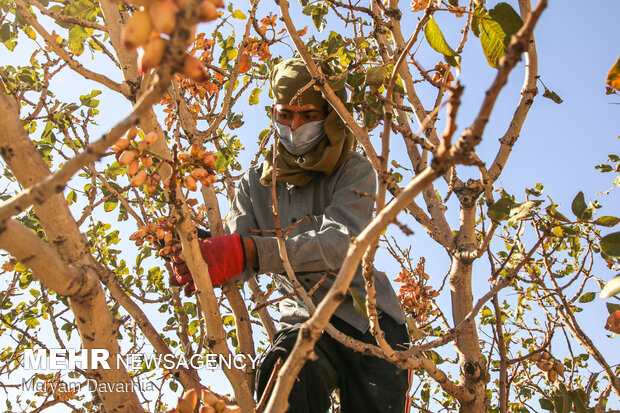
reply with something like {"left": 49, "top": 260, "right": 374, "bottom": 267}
{"left": 171, "top": 233, "right": 246, "bottom": 295}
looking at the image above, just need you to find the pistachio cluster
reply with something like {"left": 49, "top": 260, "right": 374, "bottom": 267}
{"left": 394, "top": 259, "right": 440, "bottom": 326}
{"left": 129, "top": 217, "right": 180, "bottom": 257}
{"left": 177, "top": 143, "right": 218, "bottom": 190}
{"left": 121, "top": 0, "right": 224, "bottom": 80}
{"left": 112, "top": 127, "right": 218, "bottom": 195}
{"left": 171, "top": 388, "right": 241, "bottom": 413}
{"left": 113, "top": 127, "right": 161, "bottom": 191}
{"left": 529, "top": 350, "right": 565, "bottom": 383}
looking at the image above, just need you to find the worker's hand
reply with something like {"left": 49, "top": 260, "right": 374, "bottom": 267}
{"left": 170, "top": 233, "right": 246, "bottom": 296}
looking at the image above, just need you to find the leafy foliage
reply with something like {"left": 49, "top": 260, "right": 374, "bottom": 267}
{"left": 0, "top": 0, "right": 618, "bottom": 411}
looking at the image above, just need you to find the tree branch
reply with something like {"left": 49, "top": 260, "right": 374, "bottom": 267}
{"left": 264, "top": 166, "right": 441, "bottom": 413}
{"left": 0, "top": 219, "right": 97, "bottom": 297}
{"left": 30, "top": 0, "right": 108, "bottom": 32}
{"left": 14, "top": 0, "right": 128, "bottom": 96}
{"left": 457, "top": 0, "right": 547, "bottom": 167}
{"left": 487, "top": 0, "right": 540, "bottom": 183}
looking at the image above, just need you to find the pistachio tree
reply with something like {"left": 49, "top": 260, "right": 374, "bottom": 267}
{"left": 0, "top": 0, "right": 618, "bottom": 412}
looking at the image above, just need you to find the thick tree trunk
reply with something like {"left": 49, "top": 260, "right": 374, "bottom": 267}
{"left": 449, "top": 199, "right": 488, "bottom": 411}
{"left": 0, "top": 79, "right": 142, "bottom": 412}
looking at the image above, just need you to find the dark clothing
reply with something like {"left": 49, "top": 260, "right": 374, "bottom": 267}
{"left": 256, "top": 314, "right": 412, "bottom": 413}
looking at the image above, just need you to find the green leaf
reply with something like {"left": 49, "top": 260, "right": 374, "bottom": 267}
{"left": 4, "top": 39, "right": 18, "bottom": 52}
{"left": 420, "top": 383, "right": 431, "bottom": 403}
{"left": 477, "top": 3, "right": 522, "bottom": 68}
{"left": 89, "top": 38, "right": 102, "bottom": 51}
{"left": 104, "top": 198, "right": 118, "bottom": 212}
{"left": 594, "top": 216, "right": 620, "bottom": 227}
{"left": 444, "top": 54, "right": 461, "bottom": 74}
{"left": 471, "top": 3, "right": 485, "bottom": 37}
{"left": 571, "top": 192, "right": 587, "bottom": 219}
{"left": 366, "top": 66, "right": 388, "bottom": 86}
{"left": 478, "top": 16, "right": 506, "bottom": 68}
{"left": 569, "top": 389, "right": 588, "bottom": 413}
{"left": 188, "top": 320, "right": 199, "bottom": 336}
{"left": 79, "top": 90, "right": 102, "bottom": 109}
{"left": 214, "top": 149, "right": 229, "bottom": 172}
{"left": 68, "top": 26, "right": 89, "bottom": 56}
{"left": 539, "top": 398, "right": 554, "bottom": 411}
{"left": 231, "top": 9, "right": 246, "bottom": 19}
{"left": 365, "top": 111, "right": 378, "bottom": 128}
{"left": 23, "top": 26, "right": 36, "bottom": 40}
{"left": 328, "top": 75, "right": 347, "bottom": 91}
{"left": 424, "top": 17, "right": 457, "bottom": 56}
{"left": 326, "top": 31, "right": 343, "bottom": 55}
{"left": 600, "top": 274, "right": 620, "bottom": 299}
{"left": 226, "top": 48, "right": 238, "bottom": 61}
{"left": 542, "top": 88, "right": 564, "bottom": 104}
{"left": 607, "top": 302, "right": 620, "bottom": 314}
{"left": 488, "top": 3, "right": 523, "bottom": 46}
{"left": 311, "top": 5, "right": 327, "bottom": 32}
{"left": 66, "top": 190, "right": 77, "bottom": 205}
{"left": 301, "top": 4, "right": 313, "bottom": 16}
{"left": 426, "top": 350, "right": 444, "bottom": 365}
{"left": 64, "top": 0, "right": 98, "bottom": 21}
{"left": 169, "top": 381, "right": 178, "bottom": 392}
{"left": 222, "top": 315, "right": 236, "bottom": 326}
{"left": 249, "top": 88, "right": 261, "bottom": 105}
{"left": 600, "top": 231, "right": 620, "bottom": 257}
{"left": 488, "top": 197, "right": 514, "bottom": 222}
{"left": 258, "top": 128, "right": 270, "bottom": 142}
{"left": 578, "top": 292, "right": 596, "bottom": 303}
{"left": 349, "top": 287, "right": 368, "bottom": 319}
{"left": 555, "top": 383, "right": 573, "bottom": 413}
{"left": 0, "top": 23, "right": 11, "bottom": 43}
{"left": 348, "top": 72, "right": 365, "bottom": 88}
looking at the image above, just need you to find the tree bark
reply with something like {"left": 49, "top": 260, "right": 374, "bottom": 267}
{"left": 449, "top": 201, "right": 487, "bottom": 411}
{"left": 0, "top": 77, "right": 142, "bottom": 412}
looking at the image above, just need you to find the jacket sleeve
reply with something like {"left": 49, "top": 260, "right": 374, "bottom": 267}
{"left": 223, "top": 171, "right": 259, "bottom": 283}
{"left": 251, "top": 156, "right": 376, "bottom": 275}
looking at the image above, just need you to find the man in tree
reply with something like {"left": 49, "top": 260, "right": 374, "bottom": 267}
{"left": 172, "top": 58, "right": 412, "bottom": 412}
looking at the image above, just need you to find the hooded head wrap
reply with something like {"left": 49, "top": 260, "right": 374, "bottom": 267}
{"left": 260, "top": 58, "right": 353, "bottom": 187}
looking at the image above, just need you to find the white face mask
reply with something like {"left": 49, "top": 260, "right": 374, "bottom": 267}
{"left": 274, "top": 120, "right": 326, "bottom": 156}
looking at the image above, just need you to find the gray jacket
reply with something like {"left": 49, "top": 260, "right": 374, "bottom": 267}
{"left": 224, "top": 151, "right": 405, "bottom": 332}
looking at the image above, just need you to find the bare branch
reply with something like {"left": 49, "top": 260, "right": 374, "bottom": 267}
{"left": 457, "top": 0, "right": 547, "bottom": 167}
{"left": 247, "top": 278, "right": 278, "bottom": 341}
{"left": 487, "top": 0, "right": 540, "bottom": 183}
